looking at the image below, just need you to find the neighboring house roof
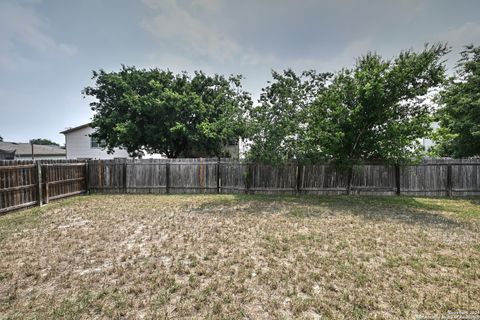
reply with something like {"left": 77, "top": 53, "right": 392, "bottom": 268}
{"left": 0, "top": 142, "right": 66, "bottom": 157}
{"left": 0, "top": 149, "right": 16, "bottom": 160}
{"left": 60, "top": 123, "right": 92, "bottom": 134}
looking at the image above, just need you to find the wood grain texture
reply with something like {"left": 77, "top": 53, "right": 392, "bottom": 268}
{"left": 0, "top": 160, "right": 86, "bottom": 213}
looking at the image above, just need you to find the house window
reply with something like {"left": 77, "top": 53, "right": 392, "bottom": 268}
{"left": 90, "top": 137, "right": 106, "bottom": 149}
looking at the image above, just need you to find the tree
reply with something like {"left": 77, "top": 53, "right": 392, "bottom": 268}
{"left": 29, "top": 138, "right": 60, "bottom": 146}
{"left": 306, "top": 44, "right": 448, "bottom": 164}
{"left": 247, "top": 69, "right": 332, "bottom": 163}
{"left": 247, "top": 44, "right": 448, "bottom": 164}
{"left": 83, "top": 66, "right": 252, "bottom": 158}
{"left": 0, "top": 135, "right": 3, "bottom": 142}
{"left": 433, "top": 45, "right": 480, "bottom": 157}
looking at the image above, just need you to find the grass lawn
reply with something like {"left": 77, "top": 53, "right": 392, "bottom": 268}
{"left": 1, "top": 194, "right": 479, "bottom": 319}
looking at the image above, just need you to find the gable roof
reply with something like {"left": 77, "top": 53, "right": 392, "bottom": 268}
{"left": 60, "top": 123, "right": 91, "bottom": 134}
{"left": 0, "top": 142, "right": 66, "bottom": 156}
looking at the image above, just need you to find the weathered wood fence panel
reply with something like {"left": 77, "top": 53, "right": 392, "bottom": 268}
{"left": 301, "top": 165, "right": 350, "bottom": 195}
{"left": 0, "top": 160, "right": 87, "bottom": 213}
{"left": 220, "top": 161, "right": 247, "bottom": 193}
{"left": 400, "top": 164, "right": 449, "bottom": 197}
{"left": 248, "top": 164, "right": 298, "bottom": 194}
{"left": 351, "top": 165, "right": 396, "bottom": 195}
{"left": 451, "top": 164, "right": 480, "bottom": 196}
{"left": 88, "top": 160, "right": 125, "bottom": 193}
{"left": 89, "top": 159, "right": 225, "bottom": 194}
{"left": 0, "top": 163, "right": 38, "bottom": 213}
{"left": 127, "top": 162, "right": 167, "bottom": 194}
{"left": 169, "top": 162, "right": 218, "bottom": 194}
{"left": 43, "top": 163, "right": 87, "bottom": 203}
{"left": 86, "top": 159, "right": 480, "bottom": 197}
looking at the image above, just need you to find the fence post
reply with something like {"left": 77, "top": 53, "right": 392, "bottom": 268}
{"left": 346, "top": 166, "right": 353, "bottom": 195}
{"left": 85, "top": 161, "right": 90, "bottom": 195}
{"left": 123, "top": 161, "right": 127, "bottom": 194}
{"left": 44, "top": 165, "right": 49, "bottom": 204}
{"left": 395, "top": 164, "right": 401, "bottom": 196}
{"left": 36, "top": 160, "right": 43, "bottom": 206}
{"left": 166, "top": 162, "right": 170, "bottom": 194}
{"left": 97, "top": 160, "right": 103, "bottom": 192}
{"left": 296, "top": 163, "right": 303, "bottom": 195}
{"left": 216, "top": 158, "right": 220, "bottom": 194}
{"left": 245, "top": 163, "right": 251, "bottom": 194}
{"left": 447, "top": 164, "right": 452, "bottom": 197}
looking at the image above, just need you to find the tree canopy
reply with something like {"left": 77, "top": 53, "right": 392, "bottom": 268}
{"left": 83, "top": 66, "right": 252, "bottom": 158}
{"left": 246, "top": 69, "right": 332, "bottom": 163}
{"left": 247, "top": 44, "right": 449, "bottom": 164}
{"left": 433, "top": 45, "right": 480, "bottom": 157}
{"left": 29, "top": 138, "right": 60, "bottom": 146}
{"left": 84, "top": 44, "right": 456, "bottom": 163}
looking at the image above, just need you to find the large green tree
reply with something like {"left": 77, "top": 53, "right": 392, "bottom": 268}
{"left": 247, "top": 44, "right": 448, "bottom": 164}
{"left": 306, "top": 44, "right": 448, "bottom": 163}
{"left": 433, "top": 45, "right": 480, "bottom": 157}
{"left": 83, "top": 66, "right": 252, "bottom": 158}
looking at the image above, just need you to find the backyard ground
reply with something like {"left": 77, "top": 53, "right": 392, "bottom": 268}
{"left": 0, "top": 194, "right": 479, "bottom": 319}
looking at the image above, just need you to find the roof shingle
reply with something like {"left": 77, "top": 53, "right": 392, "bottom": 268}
{"left": 0, "top": 142, "right": 66, "bottom": 156}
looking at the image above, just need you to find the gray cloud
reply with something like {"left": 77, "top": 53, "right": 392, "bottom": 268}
{"left": 0, "top": 1, "right": 76, "bottom": 70}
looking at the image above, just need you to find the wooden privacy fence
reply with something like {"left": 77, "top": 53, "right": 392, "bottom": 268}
{"left": 0, "top": 160, "right": 87, "bottom": 213}
{"left": 88, "top": 159, "right": 220, "bottom": 194}
{"left": 2, "top": 158, "right": 480, "bottom": 214}
{"left": 88, "top": 159, "right": 480, "bottom": 197}
{"left": 42, "top": 163, "right": 87, "bottom": 204}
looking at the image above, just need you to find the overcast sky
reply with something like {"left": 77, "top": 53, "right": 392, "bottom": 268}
{"left": 0, "top": 0, "right": 479, "bottom": 144}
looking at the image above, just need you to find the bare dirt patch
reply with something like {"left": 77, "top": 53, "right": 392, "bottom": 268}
{"left": 0, "top": 194, "right": 479, "bottom": 319}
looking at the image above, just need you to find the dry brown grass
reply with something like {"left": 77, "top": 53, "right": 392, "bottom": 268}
{"left": 1, "top": 194, "right": 479, "bottom": 319}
